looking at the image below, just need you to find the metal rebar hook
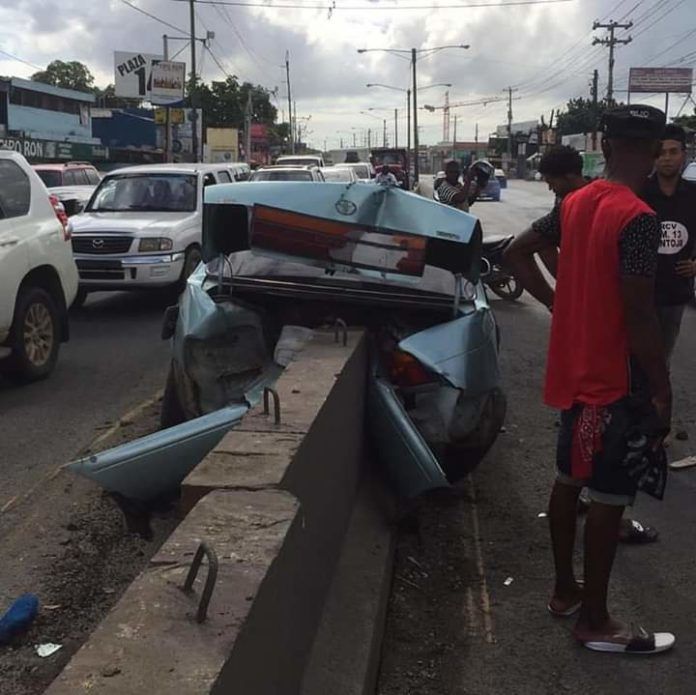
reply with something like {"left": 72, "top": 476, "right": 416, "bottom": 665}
{"left": 182, "top": 542, "right": 219, "bottom": 624}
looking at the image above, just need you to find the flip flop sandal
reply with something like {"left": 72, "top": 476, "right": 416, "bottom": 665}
{"left": 547, "top": 580, "right": 584, "bottom": 617}
{"left": 619, "top": 520, "right": 659, "bottom": 544}
{"left": 581, "top": 625, "right": 675, "bottom": 654}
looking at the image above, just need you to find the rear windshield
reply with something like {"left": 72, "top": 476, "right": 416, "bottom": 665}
{"left": 276, "top": 158, "right": 320, "bottom": 167}
{"left": 251, "top": 170, "right": 313, "bottom": 182}
{"left": 87, "top": 173, "right": 198, "bottom": 212}
{"left": 337, "top": 164, "right": 369, "bottom": 179}
{"left": 321, "top": 169, "right": 353, "bottom": 182}
{"left": 35, "top": 170, "right": 62, "bottom": 188}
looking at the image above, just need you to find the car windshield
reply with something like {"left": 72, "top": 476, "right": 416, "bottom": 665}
{"left": 35, "top": 170, "right": 62, "bottom": 188}
{"left": 338, "top": 164, "right": 369, "bottom": 179}
{"left": 277, "top": 158, "right": 320, "bottom": 167}
{"left": 321, "top": 169, "right": 353, "bottom": 182}
{"left": 87, "top": 173, "right": 198, "bottom": 212}
{"left": 251, "top": 170, "right": 313, "bottom": 182}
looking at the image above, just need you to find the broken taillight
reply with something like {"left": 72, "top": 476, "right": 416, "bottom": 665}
{"left": 387, "top": 350, "right": 437, "bottom": 387}
{"left": 49, "top": 194, "right": 70, "bottom": 240}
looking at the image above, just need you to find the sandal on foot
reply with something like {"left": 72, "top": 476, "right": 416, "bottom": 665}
{"left": 547, "top": 582, "right": 584, "bottom": 617}
{"left": 619, "top": 520, "right": 659, "bottom": 544}
{"left": 579, "top": 625, "right": 675, "bottom": 654}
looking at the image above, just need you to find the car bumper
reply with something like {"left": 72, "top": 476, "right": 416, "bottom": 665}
{"left": 74, "top": 252, "right": 185, "bottom": 289}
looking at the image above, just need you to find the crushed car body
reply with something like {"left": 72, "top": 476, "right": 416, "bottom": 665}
{"left": 70, "top": 181, "right": 505, "bottom": 501}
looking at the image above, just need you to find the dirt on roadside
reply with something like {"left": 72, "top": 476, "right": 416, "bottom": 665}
{"left": 0, "top": 398, "right": 180, "bottom": 695}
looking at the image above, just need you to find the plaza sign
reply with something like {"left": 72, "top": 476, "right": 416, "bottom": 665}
{"left": 114, "top": 51, "right": 164, "bottom": 100}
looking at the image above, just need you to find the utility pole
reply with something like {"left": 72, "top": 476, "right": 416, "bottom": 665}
{"left": 591, "top": 68, "right": 599, "bottom": 150}
{"left": 293, "top": 100, "right": 298, "bottom": 149}
{"left": 504, "top": 86, "right": 519, "bottom": 167}
{"left": 394, "top": 109, "right": 398, "bottom": 148}
{"left": 368, "top": 129, "right": 372, "bottom": 149}
{"left": 383, "top": 118, "right": 387, "bottom": 147}
{"left": 189, "top": 0, "right": 199, "bottom": 162}
{"left": 592, "top": 20, "right": 633, "bottom": 105}
{"left": 412, "top": 48, "right": 419, "bottom": 184}
{"left": 285, "top": 51, "right": 294, "bottom": 154}
{"left": 163, "top": 35, "right": 172, "bottom": 163}
{"left": 475, "top": 122, "right": 479, "bottom": 144}
{"left": 406, "top": 89, "right": 411, "bottom": 172}
{"left": 452, "top": 114, "right": 458, "bottom": 161}
{"left": 244, "top": 90, "right": 252, "bottom": 165}
{"left": 353, "top": 132, "right": 357, "bottom": 147}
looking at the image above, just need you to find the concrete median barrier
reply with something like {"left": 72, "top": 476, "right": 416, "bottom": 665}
{"left": 46, "top": 329, "right": 395, "bottom": 695}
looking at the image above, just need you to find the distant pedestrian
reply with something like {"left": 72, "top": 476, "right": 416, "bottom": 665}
{"left": 436, "top": 160, "right": 477, "bottom": 212}
{"left": 505, "top": 105, "right": 674, "bottom": 654}
{"left": 375, "top": 164, "right": 398, "bottom": 186}
{"left": 641, "top": 124, "right": 696, "bottom": 363}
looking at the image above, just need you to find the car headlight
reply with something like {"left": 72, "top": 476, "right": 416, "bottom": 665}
{"left": 139, "top": 237, "right": 173, "bottom": 252}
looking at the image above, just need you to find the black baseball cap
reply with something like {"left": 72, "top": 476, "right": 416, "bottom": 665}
{"left": 599, "top": 104, "right": 666, "bottom": 139}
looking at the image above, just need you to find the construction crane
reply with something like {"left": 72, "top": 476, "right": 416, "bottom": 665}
{"left": 424, "top": 95, "right": 518, "bottom": 142}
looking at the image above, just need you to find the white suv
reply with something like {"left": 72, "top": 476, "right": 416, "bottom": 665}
{"left": 0, "top": 151, "right": 78, "bottom": 381}
{"left": 69, "top": 163, "right": 233, "bottom": 303}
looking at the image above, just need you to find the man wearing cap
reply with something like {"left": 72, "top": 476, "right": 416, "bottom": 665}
{"left": 505, "top": 105, "right": 674, "bottom": 654}
{"left": 641, "top": 124, "right": 696, "bottom": 364}
{"left": 437, "top": 160, "right": 478, "bottom": 212}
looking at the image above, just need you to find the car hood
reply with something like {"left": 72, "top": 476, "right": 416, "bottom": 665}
{"left": 204, "top": 181, "right": 482, "bottom": 281}
{"left": 70, "top": 211, "right": 197, "bottom": 234}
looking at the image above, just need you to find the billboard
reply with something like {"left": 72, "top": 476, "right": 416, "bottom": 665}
{"left": 496, "top": 120, "right": 538, "bottom": 138}
{"left": 629, "top": 67, "right": 693, "bottom": 94}
{"left": 150, "top": 61, "right": 186, "bottom": 105}
{"left": 114, "top": 51, "right": 164, "bottom": 100}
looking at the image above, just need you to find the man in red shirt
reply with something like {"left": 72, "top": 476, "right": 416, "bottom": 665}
{"left": 505, "top": 106, "right": 673, "bottom": 654}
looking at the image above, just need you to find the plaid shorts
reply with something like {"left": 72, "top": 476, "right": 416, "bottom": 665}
{"left": 556, "top": 400, "right": 638, "bottom": 506}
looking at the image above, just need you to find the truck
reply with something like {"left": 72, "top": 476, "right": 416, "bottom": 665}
{"left": 370, "top": 148, "right": 410, "bottom": 190}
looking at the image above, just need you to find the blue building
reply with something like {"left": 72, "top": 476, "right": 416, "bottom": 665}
{"left": 0, "top": 76, "right": 106, "bottom": 161}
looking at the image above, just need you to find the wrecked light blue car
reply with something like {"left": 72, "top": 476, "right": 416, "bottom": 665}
{"left": 70, "top": 182, "right": 505, "bottom": 501}
{"left": 160, "top": 181, "right": 505, "bottom": 498}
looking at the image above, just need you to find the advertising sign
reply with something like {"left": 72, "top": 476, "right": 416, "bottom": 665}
{"left": 114, "top": 51, "right": 164, "bottom": 99}
{"left": 496, "top": 120, "right": 538, "bottom": 138}
{"left": 155, "top": 109, "right": 202, "bottom": 162}
{"left": 150, "top": 61, "right": 186, "bottom": 105}
{"left": 629, "top": 67, "right": 693, "bottom": 94}
{"left": 0, "top": 136, "right": 108, "bottom": 162}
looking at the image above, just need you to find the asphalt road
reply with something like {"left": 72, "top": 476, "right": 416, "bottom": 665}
{"left": 379, "top": 179, "right": 696, "bottom": 694}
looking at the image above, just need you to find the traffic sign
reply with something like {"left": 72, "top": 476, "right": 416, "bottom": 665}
{"left": 114, "top": 51, "right": 164, "bottom": 100}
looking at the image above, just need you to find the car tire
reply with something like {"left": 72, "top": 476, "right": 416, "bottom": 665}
{"left": 160, "top": 363, "right": 186, "bottom": 429}
{"left": 2, "top": 287, "right": 60, "bottom": 383}
{"left": 71, "top": 287, "right": 89, "bottom": 310}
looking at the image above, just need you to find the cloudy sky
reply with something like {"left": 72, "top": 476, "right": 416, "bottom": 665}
{"left": 1, "top": 0, "right": 695, "bottom": 148}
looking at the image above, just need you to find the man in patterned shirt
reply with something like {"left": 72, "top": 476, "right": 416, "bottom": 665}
{"left": 437, "top": 159, "right": 478, "bottom": 212}
{"left": 505, "top": 105, "right": 674, "bottom": 654}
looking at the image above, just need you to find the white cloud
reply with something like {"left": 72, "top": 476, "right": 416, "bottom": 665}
{"left": 1, "top": 0, "right": 695, "bottom": 148}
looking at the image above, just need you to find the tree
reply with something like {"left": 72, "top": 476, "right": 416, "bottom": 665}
{"left": 189, "top": 77, "right": 278, "bottom": 128}
{"left": 555, "top": 97, "right": 618, "bottom": 136}
{"left": 31, "top": 60, "right": 95, "bottom": 93}
{"left": 673, "top": 109, "right": 696, "bottom": 131}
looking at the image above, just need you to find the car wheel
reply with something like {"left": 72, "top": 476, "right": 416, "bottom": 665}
{"left": 160, "top": 363, "right": 186, "bottom": 429}
{"left": 2, "top": 287, "right": 60, "bottom": 382}
{"left": 71, "top": 287, "right": 89, "bottom": 310}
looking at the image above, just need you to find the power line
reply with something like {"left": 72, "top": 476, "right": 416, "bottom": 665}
{"left": 119, "top": 0, "right": 187, "bottom": 33}
{"left": 171, "top": 0, "right": 574, "bottom": 10}
{"left": 0, "top": 49, "right": 43, "bottom": 71}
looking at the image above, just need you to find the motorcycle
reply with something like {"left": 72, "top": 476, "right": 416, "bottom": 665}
{"left": 481, "top": 235, "right": 524, "bottom": 301}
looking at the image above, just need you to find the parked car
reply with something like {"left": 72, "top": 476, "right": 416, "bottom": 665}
{"left": 157, "top": 182, "right": 505, "bottom": 499}
{"left": 335, "top": 162, "right": 373, "bottom": 181}
{"left": 275, "top": 154, "right": 325, "bottom": 168}
{"left": 68, "top": 163, "right": 232, "bottom": 305}
{"left": 33, "top": 162, "right": 101, "bottom": 218}
{"left": 33, "top": 161, "right": 101, "bottom": 188}
{"left": 320, "top": 167, "right": 358, "bottom": 183}
{"left": 683, "top": 162, "right": 696, "bottom": 182}
{"left": 0, "top": 151, "right": 78, "bottom": 381}
{"left": 495, "top": 168, "right": 507, "bottom": 189}
{"left": 250, "top": 166, "right": 324, "bottom": 182}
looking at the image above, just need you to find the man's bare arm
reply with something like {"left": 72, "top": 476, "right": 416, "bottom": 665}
{"left": 620, "top": 276, "right": 672, "bottom": 430}
{"left": 504, "top": 228, "right": 557, "bottom": 310}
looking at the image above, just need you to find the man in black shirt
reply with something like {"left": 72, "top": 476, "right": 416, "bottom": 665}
{"left": 642, "top": 124, "right": 696, "bottom": 361}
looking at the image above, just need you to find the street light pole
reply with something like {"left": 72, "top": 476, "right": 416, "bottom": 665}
{"left": 383, "top": 118, "right": 387, "bottom": 147}
{"left": 394, "top": 108, "right": 398, "bottom": 148}
{"left": 407, "top": 89, "right": 411, "bottom": 173}
{"left": 412, "top": 48, "right": 419, "bottom": 183}
{"left": 189, "top": 0, "right": 198, "bottom": 162}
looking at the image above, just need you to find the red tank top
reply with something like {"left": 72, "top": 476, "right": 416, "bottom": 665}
{"left": 544, "top": 180, "right": 654, "bottom": 409}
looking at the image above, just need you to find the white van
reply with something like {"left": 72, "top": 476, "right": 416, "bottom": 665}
{"left": 69, "top": 163, "right": 231, "bottom": 303}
